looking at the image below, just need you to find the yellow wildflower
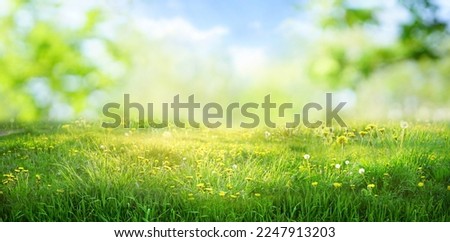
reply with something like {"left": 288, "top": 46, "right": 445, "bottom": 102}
{"left": 333, "top": 182, "right": 342, "bottom": 188}
{"left": 336, "top": 136, "right": 348, "bottom": 145}
{"left": 367, "top": 184, "right": 376, "bottom": 189}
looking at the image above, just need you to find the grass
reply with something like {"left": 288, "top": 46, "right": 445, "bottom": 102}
{"left": 0, "top": 121, "right": 449, "bottom": 221}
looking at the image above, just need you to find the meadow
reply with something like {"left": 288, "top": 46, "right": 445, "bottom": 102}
{"left": 0, "top": 121, "right": 449, "bottom": 222}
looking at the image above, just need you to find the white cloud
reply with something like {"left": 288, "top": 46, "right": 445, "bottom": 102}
{"left": 135, "top": 16, "right": 228, "bottom": 43}
{"left": 278, "top": 17, "right": 320, "bottom": 40}
{"left": 228, "top": 46, "right": 268, "bottom": 78}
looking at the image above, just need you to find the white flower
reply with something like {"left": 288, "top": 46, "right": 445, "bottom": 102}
{"left": 400, "top": 121, "right": 409, "bottom": 129}
{"left": 304, "top": 154, "right": 310, "bottom": 160}
{"left": 232, "top": 164, "right": 238, "bottom": 169}
{"left": 163, "top": 131, "right": 172, "bottom": 138}
{"left": 99, "top": 145, "right": 106, "bottom": 150}
{"left": 335, "top": 164, "right": 341, "bottom": 169}
{"left": 264, "top": 131, "right": 271, "bottom": 139}
{"left": 358, "top": 168, "right": 365, "bottom": 175}
{"left": 345, "top": 160, "right": 350, "bottom": 165}
{"left": 124, "top": 132, "right": 129, "bottom": 137}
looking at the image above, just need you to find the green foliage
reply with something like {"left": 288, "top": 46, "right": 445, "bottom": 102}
{"left": 0, "top": 0, "right": 128, "bottom": 121}
{"left": 307, "top": 0, "right": 450, "bottom": 91}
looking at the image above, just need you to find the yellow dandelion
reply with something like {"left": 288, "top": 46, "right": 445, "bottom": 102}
{"left": 311, "top": 182, "right": 318, "bottom": 187}
{"left": 230, "top": 195, "right": 237, "bottom": 199}
{"left": 254, "top": 193, "right": 261, "bottom": 197}
{"left": 187, "top": 193, "right": 194, "bottom": 197}
{"left": 196, "top": 183, "right": 205, "bottom": 189}
{"left": 367, "top": 184, "right": 376, "bottom": 189}
{"left": 336, "top": 136, "right": 348, "bottom": 145}
{"left": 359, "top": 131, "right": 368, "bottom": 137}
{"left": 333, "top": 182, "right": 342, "bottom": 188}
{"left": 245, "top": 177, "right": 253, "bottom": 181}
{"left": 219, "top": 191, "right": 226, "bottom": 197}
{"left": 185, "top": 175, "right": 193, "bottom": 179}
{"left": 417, "top": 182, "right": 424, "bottom": 188}
{"left": 365, "top": 124, "right": 377, "bottom": 130}
{"left": 447, "top": 185, "right": 450, "bottom": 191}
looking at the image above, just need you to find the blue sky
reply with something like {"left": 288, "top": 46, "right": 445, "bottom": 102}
{"left": 133, "top": 0, "right": 303, "bottom": 47}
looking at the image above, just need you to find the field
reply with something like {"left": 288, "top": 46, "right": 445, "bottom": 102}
{"left": 0, "top": 121, "right": 449, "bottom": 222}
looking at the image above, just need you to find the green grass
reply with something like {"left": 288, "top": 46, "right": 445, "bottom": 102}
{"left": 1, "top": 121, "right": 449, "bottom": 221}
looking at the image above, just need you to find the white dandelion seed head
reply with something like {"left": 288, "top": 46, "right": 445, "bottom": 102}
{"left": 400, "top": 121, "right": 409, "bottom": 129}
{"left": 100, "top": 145, "right": 106, "bottom": 150}
{"left": 232, "top": 164, "right": 238, "bottom": 169}
{"left": 359, "top": 168, "right": 365, "bottom": 174}
{"left": 335, "top": 164, "right": 341, "bottom": 169}
{"left": 345, "top": 160, "right": 350, "bottom": 165}
{"left": 304, "top": 154, "right": 310, "bottom": 160}
{"left": 264, "top": 131, "right": 271, "bottom": 139}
